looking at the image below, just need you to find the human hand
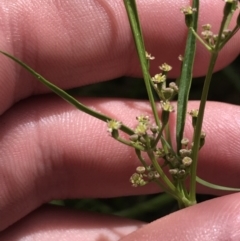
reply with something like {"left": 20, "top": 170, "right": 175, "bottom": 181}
{"left": 0, "top": 0, "right": 240, "bottom": 240}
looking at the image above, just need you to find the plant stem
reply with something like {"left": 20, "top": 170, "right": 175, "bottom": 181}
{"left": 123, "top": 0, "right": 161, "bottom": 128}
{"left": 189, "top": 52, "right": 218, "bottom": 202}
{"left": 147, "top": 148, "right": 177, "bottom": 195}
{"left": 190, "top": 28, "right": 212, "bottom": 51}
{"left": 189, "top": 2, "right": 239, "bottom": 202}
{"left": 0, "top": 50, "right": 135, "bottom": 136}
{"left": 114, "top": 136, "right": 145, "bottom": 151}
{"left": 135, "top": 149, "right": 148, "bottom": 167}
{"left": 219, "top": 24, "right": 239, "bottom": 50}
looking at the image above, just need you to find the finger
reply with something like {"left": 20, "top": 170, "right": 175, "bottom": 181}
{"left": 0, "top": 0, "right": 239, "bottom": 113}
{"left": 1, "top": 97, "right": 240, "bottom": 231}
{"left": 0, "top": 205, "right": 144, "bottom": 241}
{"left": 121, "top": 193, "right": 240, "bottom": 241}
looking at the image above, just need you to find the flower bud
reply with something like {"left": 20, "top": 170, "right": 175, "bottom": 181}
{"left": 129, "top": 134, "right": 139, "bottom": 142}
{"left": 135, "top": 123, "right": 148, "bottom": 136}
{"left": 107, "top": 120, "right": 122, "bottom": 133}
{"left": 181, "top": 6, "right": 197, "bottom": 27}
{"left": 182, "top": 157, "right": 193, "bottom": 167}
{"left": 166, "top": 154, "right": 176, "bottom": 162}
{"left": 136, "top": 166, "right": 146, "bottom": 174}
{"left": 178, "top": 169, "right": 186, "bottom": 176}
{"left": 179, "top": 149, "right": 192, "bottom": 158}
{"left": 136, "top": 115, "right": 150, "bottom": 124}
{"left": 169, "top": 82, "right": 179, "bottom": 93}
{"left": 160, "top": 101, "right": 174, "bottom": 126}
{"left": 199, "top": 131, "right": 206, "bottom": 149}
{"left": 130, "top": 173, "right": 147, "bottom": 187}
{"left": 162, "top": 87, "right": 174, "bottom": 100}
{"left": 155, "top": 148, "right": 165, "bottom": 158}
{"left": 178, "top": 55, "right": 184, "bottom": 61}
{"left": 148, "top": 171, "right": 155, "bottom": 180}
{"left": 151, "top": 73, "right": 166, "bottom": 84}
{"left": 189, "top": 109, "right": 198, "bottom": 128}
{"left": 202, "top": 24, "right": 212, "bottom": 31}
{"left": 150, "top": 124, "right": 160, "bottom": 134}
{"left": 181, "top": 137, "right": 189, "bottom": 146}
{"left": 154, "top": 171, "right": 160, "bottom": 179}
{"left": 169, "top": 168, "right": 178, "bottom": 175}
{"left": 223, "top": 0, "right": 237, "bottom": 17}
{"left": 139, "top": 136, "right": 146, "bottom": 144}
{"left": 145, "top": 51, "right": 155, "bottom": 60}
{"left": 159, "top": 63, "right": 172, "bottom": 74}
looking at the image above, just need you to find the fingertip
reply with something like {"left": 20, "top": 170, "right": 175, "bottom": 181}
{"left": 0, "top": 205, "right": 144, "bottom": 241}
{"left": 121, "top": 193, "right": 240, "bottom": 241}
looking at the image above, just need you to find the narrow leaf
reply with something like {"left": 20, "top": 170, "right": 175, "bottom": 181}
{"left": 176, "top": 0, "right": 199, "bottom": 151}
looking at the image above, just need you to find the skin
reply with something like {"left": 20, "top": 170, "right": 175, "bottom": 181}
{"left": 0, "top": 0, "right": 240, "bottom": 240}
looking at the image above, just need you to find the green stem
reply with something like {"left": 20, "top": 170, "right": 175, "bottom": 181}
{"left": 123, "top": 0, "right": 161, "bottom": 128}
{"left": 114, "top": 136, "right": 145, "bottom": 151}
{"left": 136, "top": 145, "right": 179, "bottom": 199}
{"left": 214, "top": 10, "right": 230, "bottom": 52}
{"left": 147, "top": 148, "right": 177, "bottom": 195}
{"left": 0, "top": 50, "right": 135, "bottom": 136}
{"left": 189, "top": 52, "right": 218, "bottom": 202}
{"left": 219, "top": 25, "right": 239, "bottom": 50}
{"left": 165, "top": 122, "right": 173, "bottom": 149}
{"left": 189, "top": 1, "right": 237, "bottom": 202}
{"left": 176, "top": 179, "right": 190, "bottom": 208}
{"left": 153, "top": 123, "right": 166, "bottom": 148}
{"left": 190, "top": 28, "right": 212, "bottom": 51}
{"left": 135, "top": 149, "right": 148, "bottom": 167}
{"left": 223, "top": 1, "right": 238, "bottom": 29}
{"left": 153, "top": 179, "right": 180, "bottom": 200}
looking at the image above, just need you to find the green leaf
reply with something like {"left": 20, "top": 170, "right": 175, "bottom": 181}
{"left": 197, "top": 176, "right": 240, "bottom": 192}
{"left": 176, "top": 0, "right": 199, "bottom": 151}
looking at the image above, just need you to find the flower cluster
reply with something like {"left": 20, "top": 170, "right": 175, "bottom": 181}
{"left": 107, "top": 120, "right": 122, "bottom": 133}
{"left": 130, "top": 165, "right": 161, "bottom": 187}
{"left": 166, "top": 138, "right": 193, "bottom": 179}
{"left": 151, "top": 62, "right": 178, "bottom": 102}
{"left": 129, "top": 115, "right": 160, "bottom": 149}
{"left": 201, "top": 24, "right": 233, "bottom": 48}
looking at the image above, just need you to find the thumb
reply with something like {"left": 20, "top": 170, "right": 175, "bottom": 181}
{"left": 121, "top": 193, "right": 240, "bottom": 241}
